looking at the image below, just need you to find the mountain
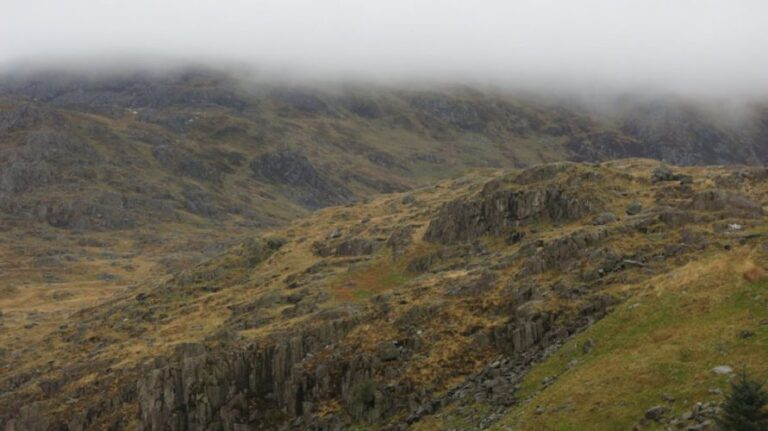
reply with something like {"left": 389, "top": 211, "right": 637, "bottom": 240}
{"left": 1, "top": 69, "right": 767, "bottom": 236}
{"left": 2, "top": 158, "right": 767, "bottom": 430}
{"left": 1, "top": 68, "right": 767, "bottom": 430}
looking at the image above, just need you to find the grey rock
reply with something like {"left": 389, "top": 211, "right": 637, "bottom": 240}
{"left": 652, "top": 165, "right": 676, "bottom": 182}
{"left": 644, "top": 405, "right": 668, "bottom": 422}
{"left": 401, "top": 194, "right": 417, "bottom": 205}
{"left": 424, "top": 165, "right": 603, "bottom": 244}
{"left": 386, "top": 226, "right": 413, "bottom": 259}
{"left": 592, "top": 212, "right": 617, "bottom": 225}
{"left": 626, "top": 202, "right": 643, "bottom": 215}
{"left": 376, "top": 341, "right": 401, "bottom": 362}
{"left": 712, "top": 365, "right": 733, "bottom": 375}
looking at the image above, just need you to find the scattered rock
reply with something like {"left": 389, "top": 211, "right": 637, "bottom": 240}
{"left": 712, "top": 365, "right": 733, "bottom": 375}
{"left": 644, "top": 405, "right": 668, "bottom": 422}
{"left": 739, "top": 330, "right": 755, "bottom": 339}
{"left": 651, "top": 165, "right": 693, "bottom": 184}
{"left": 626, "top": 202, "right": 643, "bottom": 215}
{"left": 592, "top": 212, "right": 617, "bottom": 225}
{"left": 376, "top": 341, "right": 401, "bottom": 362}
{"left": 652, "top": 165, "right": 676, "bottom": 182}
{"left": 401, "top": 194, "right": 416, "bottom": 205}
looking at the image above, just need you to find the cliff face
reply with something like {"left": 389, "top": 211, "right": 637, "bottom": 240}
{"left": 423, "top": 163, "right": 605, "bottom": 244}
{"left": 3, "top": 160, "right": 767, "bottom": 430}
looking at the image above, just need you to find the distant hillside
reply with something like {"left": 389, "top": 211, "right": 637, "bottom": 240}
{"left": 1, "top": 68, "right": 766, "bottom": 235}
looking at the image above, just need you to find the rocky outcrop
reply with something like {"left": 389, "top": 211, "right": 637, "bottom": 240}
{"left": 424, "top": 180, "right": 599, "bottom": 244}
{"left": 517, "top": 228, "right": 610, "bottom": 276}
{"left": 137, "top": 318, "right": 360, "bottom": 431}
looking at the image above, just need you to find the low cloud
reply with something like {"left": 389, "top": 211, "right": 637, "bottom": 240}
{"left": 2, "top": 0, "right": 768, "bottom": 97}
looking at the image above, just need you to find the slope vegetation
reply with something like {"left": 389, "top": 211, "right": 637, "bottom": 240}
{"left": 2, "top": 160, "right": 767, "bottom": 431}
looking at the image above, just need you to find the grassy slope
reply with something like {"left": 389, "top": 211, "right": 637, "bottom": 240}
{"left": 491, "top": 249, "right": 768, "bottom": 430}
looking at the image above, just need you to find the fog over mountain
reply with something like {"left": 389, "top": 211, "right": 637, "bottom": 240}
{"left": 5, "top": 2, "right": 768, "bottom": 431}
{"left": 3, "top": 0, "right": 768, "bottom": 97}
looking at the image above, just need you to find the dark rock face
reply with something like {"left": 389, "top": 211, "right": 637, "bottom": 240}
{"left": 152, "top": 145, "right": 229, "bottom": 184}
{"left": 137, "top": 318, "right": 360, "bottom": 431}
{"left": 270, "top": 89, "right": 333, "bottom": 115}
{"left": 249, "top": 151, "right": 351, "bottom": 209}
{"left": 344, "top": 97, "right": 382, "bottom": 119}
{"left": 410, "top": 95, "right": 488, "bottom": 132}
{"left": 566, "top": 132, "right": 647, "bottom": 162}
{"left": 409, "top": 94, "right": 540, "bottom": 135}
{"left": 424, "top": 179, "right": 599, "bottom": 244}
{"left": 619, "top": 102, "right": 761, "bottom": 165}
{"left": 131, "top": 291, "right": 616, "bottom": 431}
{"left": 250, "top": 151, "right": 325, "bottom": 187}
{"left": 0, "top": 131, "right": 101, "bottom": 197}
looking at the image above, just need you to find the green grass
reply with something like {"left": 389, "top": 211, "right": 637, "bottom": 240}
{"left": 413, "top": 403, "right": 494, "bottom": 431}
{"left": 491, "top": 253, "right": 768, "bottom": 430}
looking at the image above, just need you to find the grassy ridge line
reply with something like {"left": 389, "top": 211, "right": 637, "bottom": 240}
{"left": 491, "top": 248, "right": 768, "bottom": 430}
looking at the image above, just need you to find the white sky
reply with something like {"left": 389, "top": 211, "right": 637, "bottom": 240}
{"left": 2, "top": 0, "right": 768, "bottom": 95}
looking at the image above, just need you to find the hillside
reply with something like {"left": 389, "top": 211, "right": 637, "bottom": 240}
{"left": 2, "top": 159, "right": 767, "bottom": 430}
{"left": 2, "top": 69, "right": 768, "bottom": 234}
{"left": 2, "top": 70, "right": 767, "bottom": 313}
